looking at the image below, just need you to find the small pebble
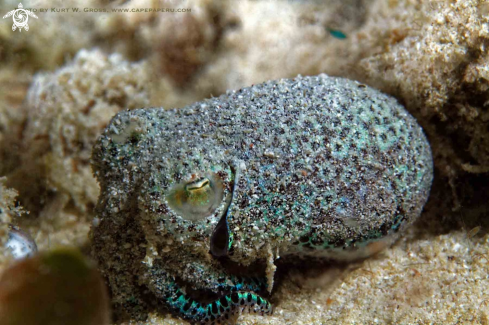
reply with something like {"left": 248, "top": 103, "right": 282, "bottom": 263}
{"left": 5, "top": 226, "right": 37, "bottom": 259}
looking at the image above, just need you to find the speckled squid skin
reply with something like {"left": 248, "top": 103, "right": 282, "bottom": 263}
{"left": 90, "top": 74, "right": 433, "bottom": 324}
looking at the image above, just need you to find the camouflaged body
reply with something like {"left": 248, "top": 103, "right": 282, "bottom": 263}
{"left": 91, "top": 74, "right": 433, "bottom": 323}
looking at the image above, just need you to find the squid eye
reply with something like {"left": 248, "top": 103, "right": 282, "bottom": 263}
{"left": 185, "top": 178, "right": 210, "bottom": 191}
{"left": 166, "top": 174, "right": 224, "bottom": 221}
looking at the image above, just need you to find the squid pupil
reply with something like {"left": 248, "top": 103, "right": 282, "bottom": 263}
{"left": 185, "top": 178, "right": 210, "bottom": 191}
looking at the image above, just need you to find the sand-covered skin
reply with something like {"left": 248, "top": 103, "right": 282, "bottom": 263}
{"left": 90, "top": 75, "right": 432, "bottom": 323}
{"left": 0, "top": 0, "right": 488, "bottom": 324}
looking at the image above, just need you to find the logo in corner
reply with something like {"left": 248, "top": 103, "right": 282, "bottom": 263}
{"left": 2, "top": 3, "right": 38, "bottom": 32}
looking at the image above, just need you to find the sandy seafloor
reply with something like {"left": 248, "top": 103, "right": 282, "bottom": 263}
{"left": 1, "top": 0, "right": 489, "bottom": 324}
